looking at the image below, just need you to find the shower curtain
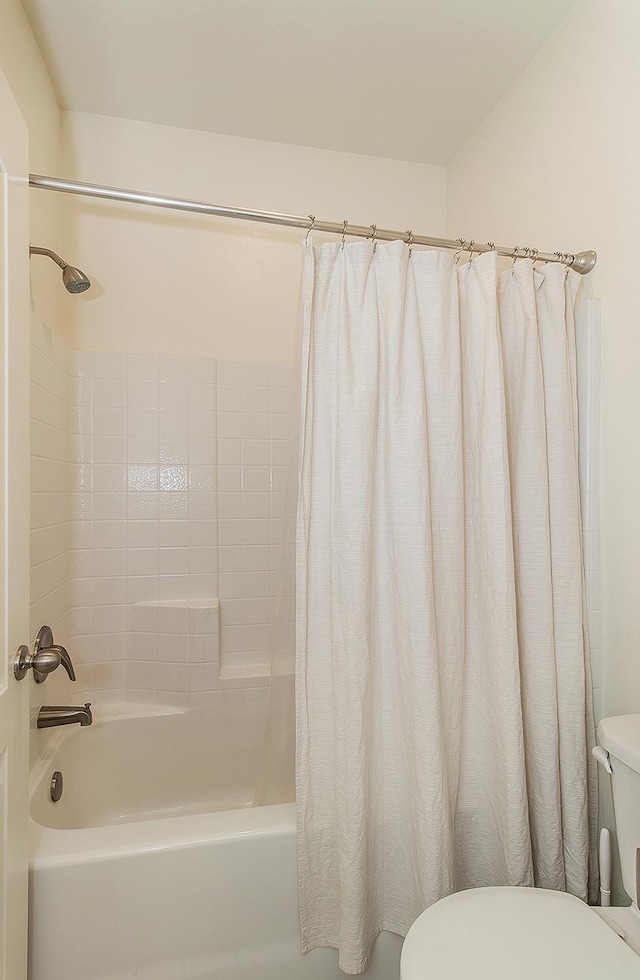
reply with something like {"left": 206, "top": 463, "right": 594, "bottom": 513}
{"left": 296, "top": 241, "right": 598, "bottom": 974}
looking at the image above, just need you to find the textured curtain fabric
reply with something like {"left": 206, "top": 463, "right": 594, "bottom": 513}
{"left": 295, "top": 241, "right": 598, "bottom": 975}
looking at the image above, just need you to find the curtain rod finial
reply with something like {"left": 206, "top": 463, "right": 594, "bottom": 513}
{"left": 571, "top": 250, "right": 597, "bottom": 275}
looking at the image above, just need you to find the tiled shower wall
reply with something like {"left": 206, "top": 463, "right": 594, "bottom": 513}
{"left": 31, "top": 307, "right": 597, "bottom": 714}
{"left": 30, "top": 321, "right": 296, "bottom": 708}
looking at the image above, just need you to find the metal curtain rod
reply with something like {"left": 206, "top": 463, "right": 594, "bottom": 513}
{"left": 29, "top": 174, "right": 597, "bottom": 275}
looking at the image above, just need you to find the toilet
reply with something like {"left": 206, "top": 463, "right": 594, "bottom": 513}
{"left": 401, "top": 713, "right": 640, "bottom": 978}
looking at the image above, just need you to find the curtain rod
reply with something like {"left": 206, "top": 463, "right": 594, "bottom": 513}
{"left": 28, "top": 174, "right": 597, "bottom": 275}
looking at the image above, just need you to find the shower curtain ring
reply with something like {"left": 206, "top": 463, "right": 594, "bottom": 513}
{"left": 341, "top": 220, "right": 348, "bottom": 249}
{"left": 453, "top": 238, "right": 465, "bottom": 264}
{"left": 305, "top": 215, "right": 316, "bottom": 243}
{"left": 405, "top": 230, "right": 414, "bottom": 253}
{"left": 369, "top": 224, "right": 377, "bottom": 252}
{"left": 467, "top": 240, "right": 475, "bottom": 264}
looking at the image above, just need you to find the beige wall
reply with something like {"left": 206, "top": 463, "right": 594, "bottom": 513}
{"left": 448, "top": 0, "right": 640, "bottom": 718}
{"left": 61, "top": 111, "right": 447, "bottom": 361}
{"left": 0, "top": 0, "right": 62, "bottom": 336}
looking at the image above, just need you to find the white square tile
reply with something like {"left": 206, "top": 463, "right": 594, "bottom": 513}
{"left": 241, "top": 439, "right": 270, "bottom": 465}
{"left": 218, "top": 465, "right": 241, "bottom": 492}
{"left": 241, "top": 545, "right": 270, "bottom": 571}
{"left": 189, "top": 384, "right": 216, "bottom": 411}
{"left": 93, "top": 548, "right": 126, "bottom": 576}
{"left": 190, "top": 662, "right": 222, "bottom": 691}
{"left": 240, "top": 519, "right": 270, "bottom": 545}
{"left": 217, "top": 386, "right": 241, "bottom": 412}
{"left": 188, "top": 465, "right": 215, "bottom": 491}
{"left": 270, "top": 363, "right": 295, "bottom": 387}
{"left": 189, "top": 635, "right": 219, "bottom": 663}
{"left": 241, "top": 413, "right": 269, "bottom": 440}
{"left": 159, "top": 548, "right": 190, "bottom": 575}
{"left": 159, "top": 465, "right": 188, "bottom": 492}
{"left": 157, "top": 633, "right": 189, "bottom": 663}
{"left": 93, "top": 464, "right": 126, "bottom": 492}
{"left": 127, "top": 354, "right": 158, "bottom": 381}
{"left": 222, "top": 598, "right": 270, "bottom": 626}
{"left": 94, "top": 604, "right": 127, "bottom": 633}
{"left": 93, "top": 353, "right": 125, "bottom": 379}
{"left": 157, "top": 663, "right": 189, "bottom": 692}
{"left": 127, "top": 381, "right": 158, "bottom": 410}
{"left": 128, "top": 602, "right": 157, "bottom": 632}
{"left": 93, "top": 408, "right": 125, "bottom": 436}
{"left": 128, "top": 464, "right": 158, "bottom": 492}
{"left": 127, "top": 409, "right": 158, "bottom": 438}
{"left": 94, "top": 492, "right": 126, "bottom": 520}
{"left": 158, "top": 492, "right": 188, "bottom": 519}
{"left": 242, "top": 465, "right": 270, "bottom": 492}
{"left": 240, "top": 361, "right": 270, "bottom": 386}
{"left": 157, "top": 603, "right": 189, "bottom": 634}
{"left": 127, "top": 548, "right": 158, "bottom": 576}
{"left": 188, "top": 520, "right": 217, "bottom": 547}
{"left": 217, "top": 361, "right": 241, "bottom": 386}
{"left": 271, "top": 440, "right": 293, "bottom": 467}
{"left": 94, "top": 436, "right": 126, "bottom": 464}
{"left": 270, "top": 387, "right": 294, "bottom": 414}
{"left": 127, "top": 436, "right": 158, "bottom": 463}
{"left": 159, "top": 358, "right": 189, "bottom": 383}
{"left": 128, "top": 576, "right": 159, "bottom": 603}
{"left": 218, "top": 438, "right": 241, "bottom": 465}
{"left": 127, "top": 661, "right": 157, "bottom": 690}
{"left": 159, "top": 383, "right": 189, "bottom": 410}
{"left": 219, "top": 571, "right": 269, "bottom": 599}
{"left": 93, "top": 633, "right": 128, "bottom": 662}
{"left": 218, "top": 492, "right": 241, "bottom": 520}
{"left": 159, "top": 434, "right": 189, "bottom": 464}
{"left": 218, "top": 520, "right": 241, "bottom": 546}
{"left": 241, "top": 387, "right": 269, "bottom": 413}
{"left": 94, "top": 379, "right": 125, "bottom": 408}
{"left": 159, "top": 520, "right": 190, "bottom": 547}
{"left": 159, "top": 409, "right": 189, "bottom": 438}
{"left": 188, "top": 492, "right": 215, "bottom": 520}
{"left": 219, "top": 546, "right": 242, "bottom": 572}
{"left": 188, "top": 604, "right": 219, "bottom": 635}
{"left": 128, "top": 521, "right": 159, "bottom": 548}
{"left": 127, "top": 492, "right": 158, "bottom": 520}
{"left": 189, "top": 547, "right": 216, "bottom": 575}
{"left": 242, "top": 492, "right": 270, "bottom": 519}
{"left": 217, "top": 412, "right": 241, "bottom": 440}
{"left": 189, "top": 357, "right": 216, "bottom": 384}
{"left": 271, "top": 414, "right": 292, "bottom": 440}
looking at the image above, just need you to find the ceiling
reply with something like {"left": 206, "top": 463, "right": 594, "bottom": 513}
{"left": 22, "top": 0, "right": 576, "bottom": 165}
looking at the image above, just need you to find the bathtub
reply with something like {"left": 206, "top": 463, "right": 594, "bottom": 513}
{"left": 29, "top": 701, "right": 401, "bottom": 980}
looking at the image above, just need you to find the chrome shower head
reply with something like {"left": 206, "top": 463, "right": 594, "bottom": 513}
{"left": 30, "top": 246, "right": 91, "bottom": 294}
{"left": 62, "top": 264, "right": 91, "bottom": 294}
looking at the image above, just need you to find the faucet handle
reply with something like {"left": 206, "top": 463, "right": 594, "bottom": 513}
{"left": 13, "top": 626, "right": 77, "bottom": 683}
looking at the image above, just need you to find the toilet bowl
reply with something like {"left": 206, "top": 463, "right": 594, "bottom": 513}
{"left": 401, "top": 713, "right": 640, "bottom": 978}
{"left": 400, "top": 886, "right": 640, "bottom": 978}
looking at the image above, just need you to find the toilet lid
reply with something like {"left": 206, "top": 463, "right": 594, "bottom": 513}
{"left": 400, "top": 887, "right": 640, "bottom": 979}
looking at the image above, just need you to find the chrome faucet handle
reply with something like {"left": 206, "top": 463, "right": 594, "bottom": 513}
{"left": 47, "top": 644, "right": 76, "bottom": 682}
{"left": 13, "top": 626, "right": 77, "bottom": 683}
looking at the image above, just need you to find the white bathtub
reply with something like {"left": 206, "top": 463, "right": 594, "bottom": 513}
{"left": 29, "top": 702, "right": 401, "bottom": 980}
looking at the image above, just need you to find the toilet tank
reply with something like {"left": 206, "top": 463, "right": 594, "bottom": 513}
{"left": 598, "top": 714, "right": 640, "bottom": 905}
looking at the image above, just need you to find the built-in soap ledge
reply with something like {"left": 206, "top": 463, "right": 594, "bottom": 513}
{"left": 129, "top": 599, "right": 220, "bottom": 643}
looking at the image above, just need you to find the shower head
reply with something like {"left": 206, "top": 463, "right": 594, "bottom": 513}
{"left": 30, "top": 246, "right": 91, "bottom": 294}
{"left": 62, "top": 264, "right": 91, "bottom": 294}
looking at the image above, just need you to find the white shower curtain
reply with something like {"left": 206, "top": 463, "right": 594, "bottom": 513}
{"left": 296, "top": 241, "right": 598, "bottom": 974}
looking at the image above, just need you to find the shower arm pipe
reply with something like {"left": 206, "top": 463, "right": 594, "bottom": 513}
{"left": 29, "top": 173, "right": 597, "bottom": 275}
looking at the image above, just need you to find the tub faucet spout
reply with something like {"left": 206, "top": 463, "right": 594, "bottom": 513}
{"left": 37, "top": 703, "right": 93, "bottom": 729}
